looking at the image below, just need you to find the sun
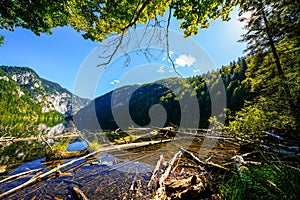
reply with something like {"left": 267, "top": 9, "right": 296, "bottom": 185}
{"left": 240, "top": 11, "right": 253, "bottom": 22}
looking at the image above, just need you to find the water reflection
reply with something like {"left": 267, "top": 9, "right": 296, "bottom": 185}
{"left": 67, "top": 140, "right": 87, "bottom": 151}
{"left": 0, "top": 122, "right": 71, "bottom": 174}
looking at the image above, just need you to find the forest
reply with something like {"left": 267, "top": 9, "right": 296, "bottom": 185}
{"left": 0, "top": 68, "right": 64, "bottom": 126}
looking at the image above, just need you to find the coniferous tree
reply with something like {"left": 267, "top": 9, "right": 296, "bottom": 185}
{"left": 230, "top": 0, "right": 300, "bottom": 135}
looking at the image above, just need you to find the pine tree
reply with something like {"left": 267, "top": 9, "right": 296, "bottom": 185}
{"left": 231, "top": 0, "right": 300, "bottom": 135}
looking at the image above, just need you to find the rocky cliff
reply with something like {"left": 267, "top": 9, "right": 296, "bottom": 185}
{"left": 0, "top": 66, "right": 90, "bottom": 115}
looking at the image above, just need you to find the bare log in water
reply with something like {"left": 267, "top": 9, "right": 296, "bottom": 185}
{"left": 147, "top": 155, "right": 163, "bottom": 188}
{"left": 0, "top": 133, "right": 80, "bottom": 143}
{"left": 0, "top": 168, "right": 43, "bottom": 184}
{"left": 154, "top": 150, "right": 182, "bottom": 200}
{"left": 180, "top": 147, "right": 229, "bottom": 171}
{"left": 46, "top": 150, "right": 88, "bottom": 161}
{"left": 0, "top": 139, "right": 172, "bottom": 199}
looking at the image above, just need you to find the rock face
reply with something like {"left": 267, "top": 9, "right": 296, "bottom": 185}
{"left": 0, "top": 66, "right": 90, "bottom": 115}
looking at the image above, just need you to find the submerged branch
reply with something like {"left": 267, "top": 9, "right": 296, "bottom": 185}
{"left": 180, "top": 147, "right": 229, "bottom": 171}
{"left": 0, "top": 139, "right": 171, "bottom": 199}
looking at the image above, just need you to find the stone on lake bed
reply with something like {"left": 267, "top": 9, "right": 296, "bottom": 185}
{"left": 0, "top": 165, "right": 7, "bottom": 174}
{"left": 91, "top": 161, "right": 100, "bottom": 165}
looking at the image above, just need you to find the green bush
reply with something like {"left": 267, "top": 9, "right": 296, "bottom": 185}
{"left": 87, "top": 139, "right": 101, "bottom": 152}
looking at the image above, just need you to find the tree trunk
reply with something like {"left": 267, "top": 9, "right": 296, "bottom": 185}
{"left": 261, "top": 8, "right": 300, "bottom": 133}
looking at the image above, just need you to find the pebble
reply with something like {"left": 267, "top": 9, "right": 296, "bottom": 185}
{"left": 0, "top": 165, "right": 7, "bottom": 174}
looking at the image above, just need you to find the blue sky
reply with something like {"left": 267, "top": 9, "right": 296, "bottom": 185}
{"left": 0, "top": 8, "right": 247, "bottom": 99}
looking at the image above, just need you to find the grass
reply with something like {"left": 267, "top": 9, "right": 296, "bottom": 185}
{"left": 45, "top": 138, "right": 70, "bottom": 155}
{"left": 87, "top": 139, "right": 101, "bottom": 152}
{"left": 221, "top": 155, "right": 300, "bottom": 200}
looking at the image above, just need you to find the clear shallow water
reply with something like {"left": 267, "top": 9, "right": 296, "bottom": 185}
{"left": 0, "top": 136, "right": 239, "bottom": 199}
{"left": 0, "top": 122, "right": 240, "bottom": 199}
{"left": 67, "top": 141, "right": 88, "bottom": 151}
{"left": 0, "top": 151, "right": 156, "bottom": 199}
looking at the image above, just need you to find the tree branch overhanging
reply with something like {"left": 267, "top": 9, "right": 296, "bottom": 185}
{"left": 121, "top": 0, "right": 153, "bottom": 32}
{"left": 166, "top": 6, "right": 182, "bottom": 78}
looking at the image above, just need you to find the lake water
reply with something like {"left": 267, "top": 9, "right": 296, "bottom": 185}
{"left": 0, "top": 123, "right": 239, "bottom": 199}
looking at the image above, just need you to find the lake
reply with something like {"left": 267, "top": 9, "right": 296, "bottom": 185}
{"left": 0, "top": 123, "right": 239, "bottom": 199}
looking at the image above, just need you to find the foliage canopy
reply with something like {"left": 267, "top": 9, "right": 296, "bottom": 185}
{"left": 0, "top": 0, "right": 238, "bottom": 43}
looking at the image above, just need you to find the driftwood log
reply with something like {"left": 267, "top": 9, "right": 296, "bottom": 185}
{"left": 147, "top": 155, "right": 164, "bottom": 188}
{"left": 0, "top": 168, "right": 43, "bottom": 184}
{"left": 154, "top": 150, "right": 182, "bottom": 200}
{"left": 46, "top": 150, "right": 88, "bottom": 161}
{"left": 0, "top": 134, "right": 80, "bottom": 143}
{"left": 180, "top": 147, "right": 229, "bottom": 171}
{"left": 0, "top": 139, "right": 172, "bottom": 199}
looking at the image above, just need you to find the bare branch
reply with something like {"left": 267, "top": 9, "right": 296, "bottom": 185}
{"left": 121, "top": 0, "right": 152, "bottom": 31}
{"left": 154, "top": 150, "right": 182, "bottom": 199}
{"left": 166, "top": 6, "right": 182, "bottom": 78}
{"left": 97, "top": 33, "right": 125, "bottom": 68}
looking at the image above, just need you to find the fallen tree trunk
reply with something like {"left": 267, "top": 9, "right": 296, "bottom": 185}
{"left": 0, "top": 134, "right": 80, "bottom": 143}
{"left": 0, "top": 139, "right": 171, "bottom": 199}
{"left": 46, "top": 150, "right": 88, "bottom": 161}
{"left": 176, "top": 132, "right": 240, "bottom": 146}
{"left": 180, "top": 147, "right": 228, "bottom": 171}
{"left": 154, "top": 150, "right": 182, "bottom": 200}
{"left": 0, "top": 168, "right": 43, "bottom": 184}
{"left": 147, "top": 155, "right": 163, "bottom": 188}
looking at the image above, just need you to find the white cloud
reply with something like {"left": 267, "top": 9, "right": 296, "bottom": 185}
{"left": 174, "top": 54, "right": 196, "bottom": 67}
{"left": 110, "top": 79, "right": 119, "bottom": 85}
{"left": 162, "top": 51, "right": 174, "bottom": 62}
{"left": 157, "top": 66, "right": 165, "bottom": 73}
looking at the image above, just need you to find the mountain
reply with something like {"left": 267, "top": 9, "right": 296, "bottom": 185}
{"left": 0, "top": 66, "right": 90, "bottom": 115}
{"left": 0, "top": 68, "right": 44, "bottom": 124}
{"left": 74, "top": 57, "right": 254, "bottom": 131}
{"left": 74, "top": 81, "right": 183, "bottom": 131}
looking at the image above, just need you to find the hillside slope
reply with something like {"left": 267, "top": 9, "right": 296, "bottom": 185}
{"left": 0, "top": 68, "right": 58, "bottom": 124}
{"left": 74, "top": 57, "right": 253, "bottom": 131}
{"left": 0, "top": 66, "right": 90, "bottom": 115}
